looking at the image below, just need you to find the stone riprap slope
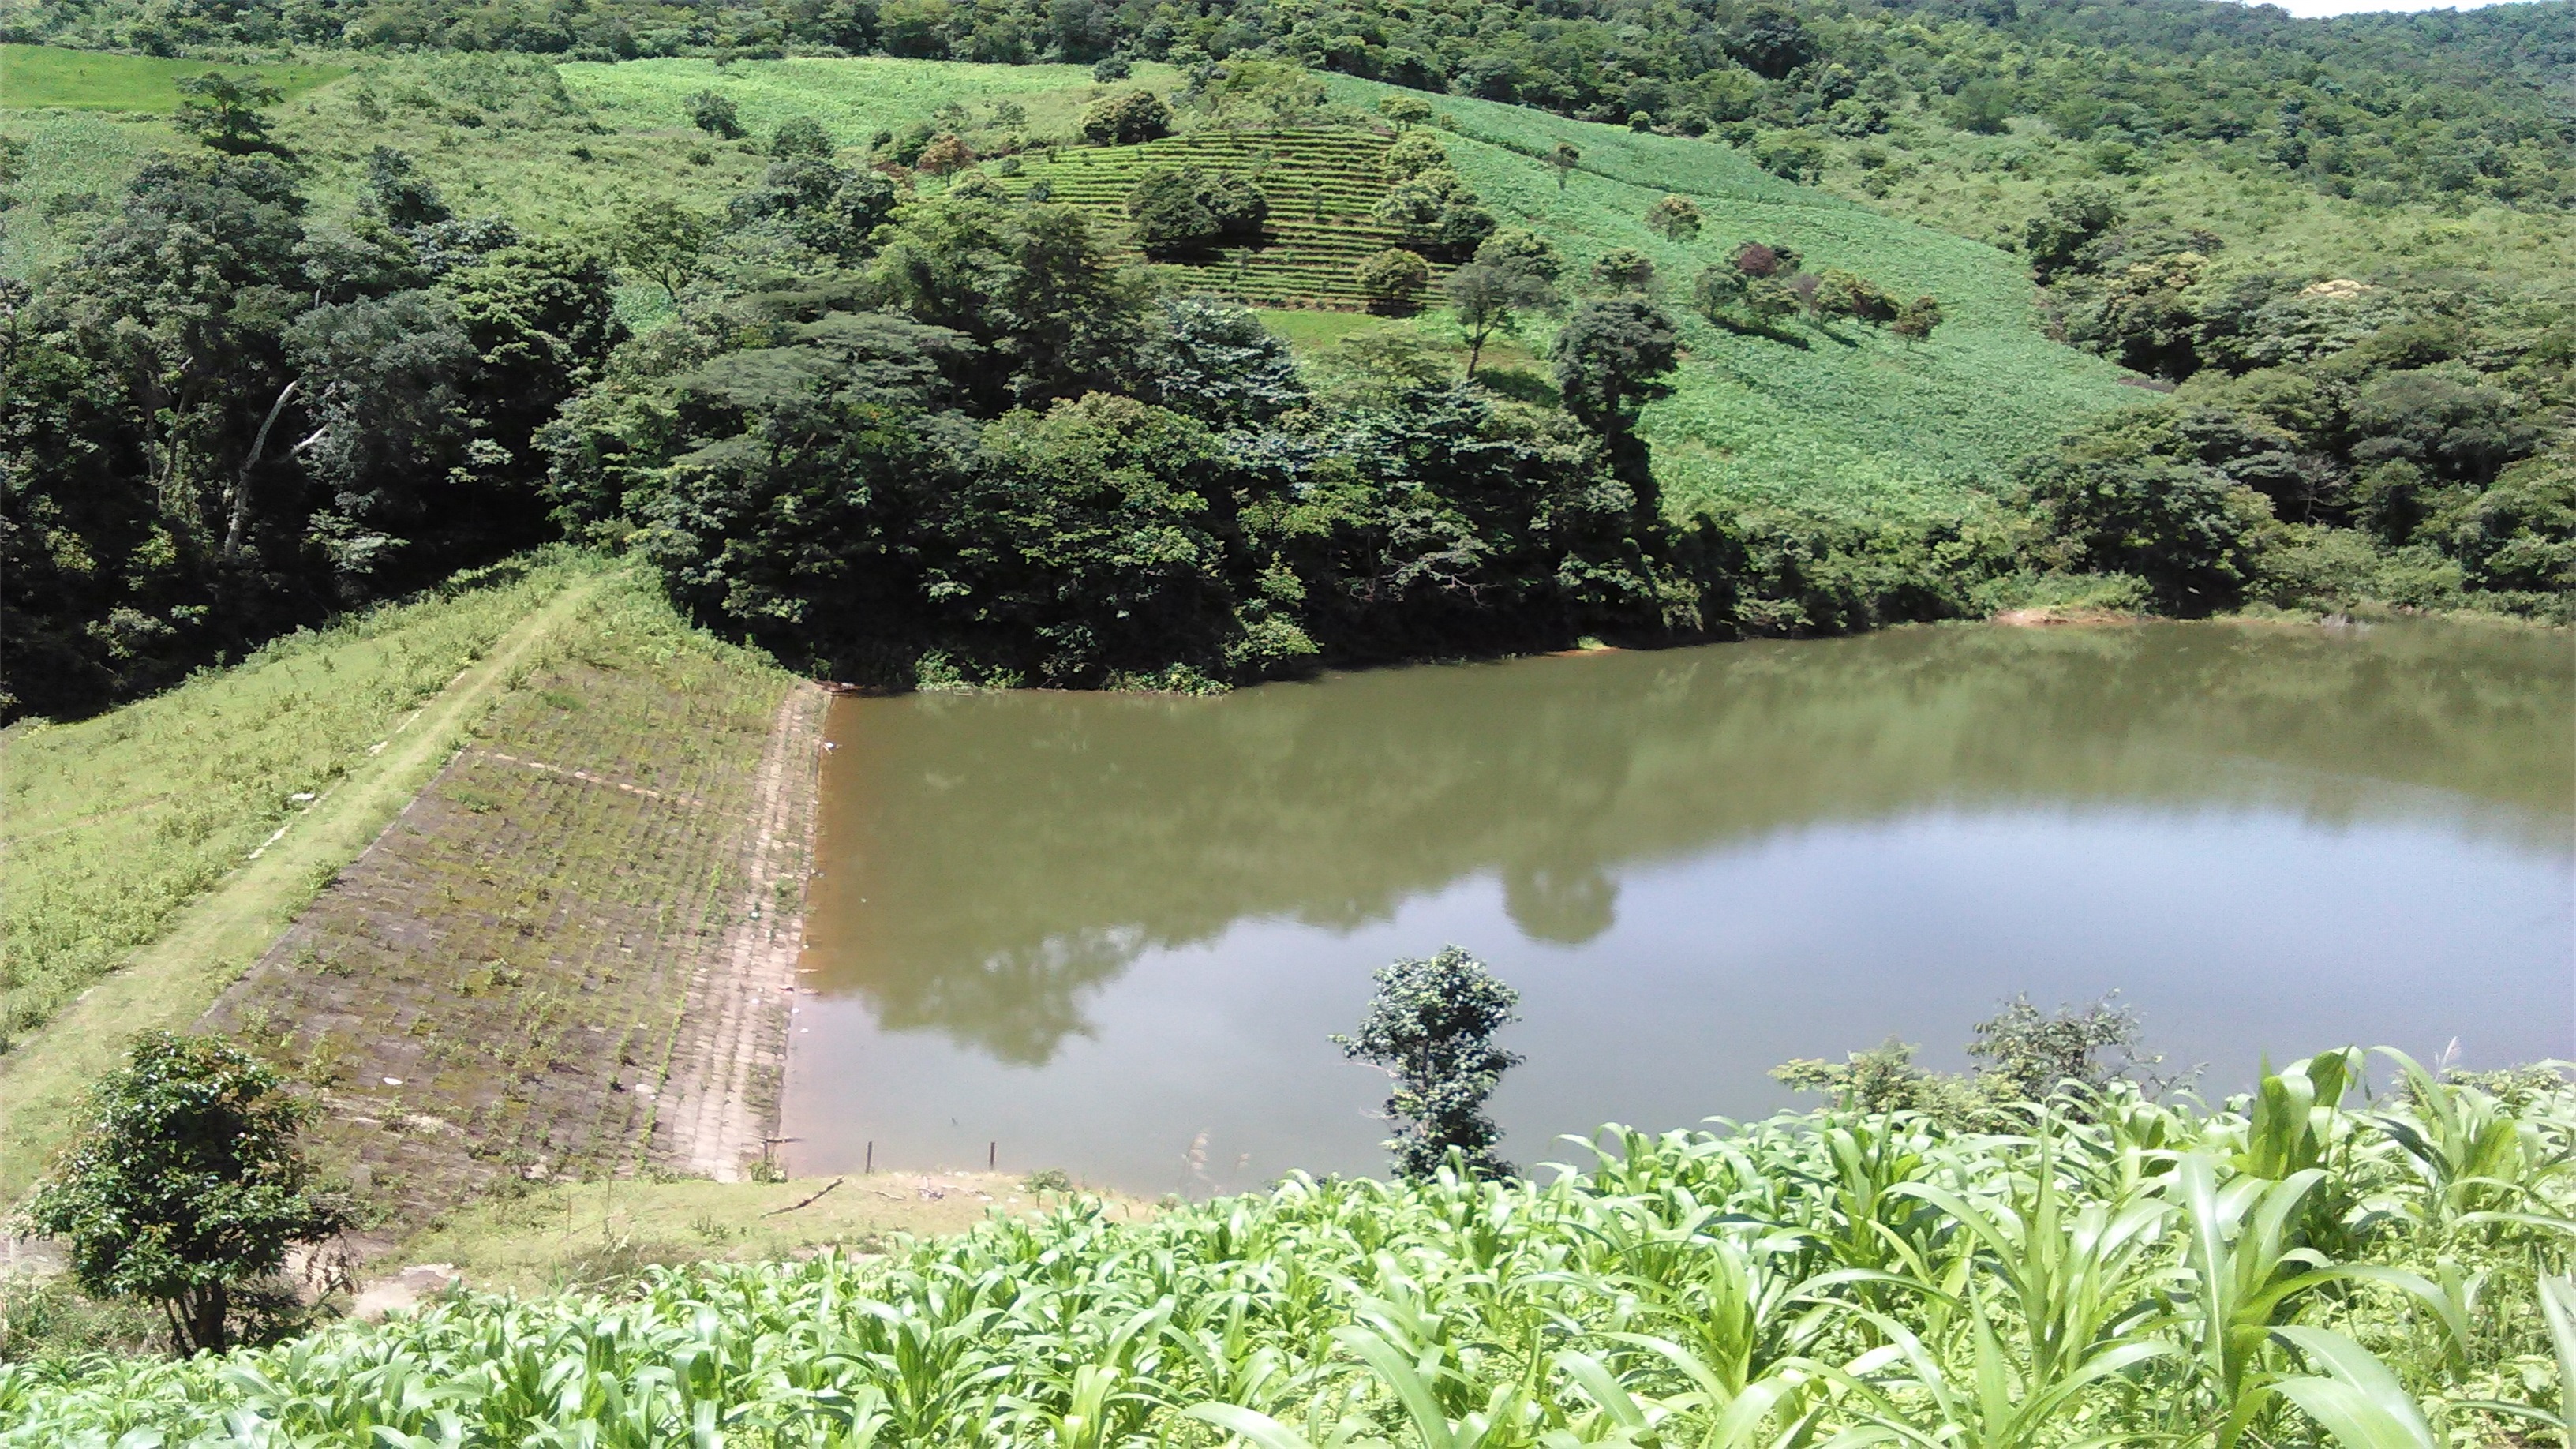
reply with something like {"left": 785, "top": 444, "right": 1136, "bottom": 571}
{"left": 197, "top": 577, "right": 821, "bottom": 1219}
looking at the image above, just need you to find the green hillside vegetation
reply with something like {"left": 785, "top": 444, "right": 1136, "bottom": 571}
{"left": 1343, "top": 79, "right": 2138, "bottom": 527}
{"left": 4, "top": 42, "right": 2567, "bottom": 721}
{"left": 996, "top": 128, "right": 1432, "bottom": 309}
{"left": 0, "top": 43, "right": 343, "bottom": 110}
{"left": 7, "top": 1050, "right": 2571, "bottom": 1443}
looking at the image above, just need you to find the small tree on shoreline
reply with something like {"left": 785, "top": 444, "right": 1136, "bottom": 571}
{"left": 1335, "top": 946, "right": 1523, "bottom": 1178}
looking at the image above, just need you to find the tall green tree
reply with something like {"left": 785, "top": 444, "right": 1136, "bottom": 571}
{"left": 173, "top": 73, "right": 287, "bottom": 158}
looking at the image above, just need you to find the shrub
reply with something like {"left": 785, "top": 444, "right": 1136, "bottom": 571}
{"left": 1356, "top": 248, "right": 1431, "bottom": 310}
{"left": 1644, "top": 193, "right": 1702, "bottom": 238}
{"left": 685, "top": 89, "right": 743, "bottom": 140}
{"left": 19, "top": 1032, "right": 350, "bottom": 1355}
{"left": 1126, "top": 167, "right": 1267, "bottom": 252}
{"left": 1091, "top": 55, "right": 1131, "bottom": 83}
{"left": 1080, "top": 88, "right": 1174, "bottom": 144}
{"left": 1967, "top": 992, "right": 2160, "bottom": 1101}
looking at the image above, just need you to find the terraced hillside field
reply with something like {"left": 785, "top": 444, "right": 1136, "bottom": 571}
{"left": 995, "top": 128, "right": 1437, "bottom": 310}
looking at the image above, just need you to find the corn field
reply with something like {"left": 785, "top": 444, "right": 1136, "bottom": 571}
{"left": 5, "top": 1048, "right": 2569, "bottom": 1447}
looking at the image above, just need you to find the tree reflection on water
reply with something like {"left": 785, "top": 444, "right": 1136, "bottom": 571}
{"left": 799, "top": 620, "right": 2573, "bottom": 1065}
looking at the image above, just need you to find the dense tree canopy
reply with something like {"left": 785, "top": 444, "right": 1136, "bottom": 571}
{"left": 1, "top": 115, "right": 616, "bottom": 717}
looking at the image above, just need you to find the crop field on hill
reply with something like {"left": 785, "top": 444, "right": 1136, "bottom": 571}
{"left": 193, "top": 571, "right": 816, "bottom": 1218}
{"left": 0, "top": 556, "right": 586, "bottom": 1051}
{"left": 7, "top": 1055, "right": 2569, "bottom": 1443}
{"left": 997, "top": 129, "right": 1429, "bottom": 309}
{"left": 0, "top": 43, "right": 345, "bottom": 110}
{"left": 1315, "top": 77, "right": 2140, "bottom": 525}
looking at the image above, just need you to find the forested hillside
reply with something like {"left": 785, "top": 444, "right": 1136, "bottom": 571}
{"left": 3, "top": 0, "right": 2568, "bottom": 720}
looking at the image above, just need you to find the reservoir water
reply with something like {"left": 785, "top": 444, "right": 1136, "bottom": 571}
{"left": 782, "top": 620, "right": 2575, "bottom": 1194}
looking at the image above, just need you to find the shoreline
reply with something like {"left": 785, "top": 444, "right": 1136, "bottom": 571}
{"left": 653, "top": 683, "right": 829, "bottom": 1181}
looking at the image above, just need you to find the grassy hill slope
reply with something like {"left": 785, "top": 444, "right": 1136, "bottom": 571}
{"left": 2, "top": 51, "right": 2138, "bottom": 542}
{"left": 1339, "top": 79, "right": 2138, "bottom": 525}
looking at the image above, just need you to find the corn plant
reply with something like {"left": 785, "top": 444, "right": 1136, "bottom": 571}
{"left": 8, "top": 1056, "right": 2570, "bottom": 1448}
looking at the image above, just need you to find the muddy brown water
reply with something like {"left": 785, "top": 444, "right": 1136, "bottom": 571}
{"left": 783, "top": 620, "right": 2575, "bottom": 1194}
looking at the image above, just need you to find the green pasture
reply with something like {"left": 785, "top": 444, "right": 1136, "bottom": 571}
{"left": 556, "top": 54, "right": 1167, "bottom": 148}
{"left": 0, "top": 43, "right": 346, "bottom": 111}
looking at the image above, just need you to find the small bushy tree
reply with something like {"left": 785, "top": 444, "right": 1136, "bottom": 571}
{"left": 687, "top": 88, "right": 744, "bottom": 139}
{"left": 1692, "top": 263, "right": 1745, "bottom": 322}
{"left": 174, "top": 73, "right": 286, "bottom": 157}
{"left": 1476, "top": 227, "right": 1564, "bottom": 283}
{"left": 915, "top": 133, "right": 975, "bottom": 176}
{"left": 1372, "top": 167, "right": 1495, "bottom": 258}
{"left": 770, "top": 115, "right": 835, "bottom": 159}
{"left": 1589, "top": 248, "right": 1657, "bottom": 294}
{"left": 1127, "top": 167, "right": 1267, "bottom": 252}
{"left": 1731, "top": 240, "right": 1799, "bottom": 278}
{"left": 1378, "top": 93, "right": 1432, "bottom": 129}
{"left": 1334, "top": 946, "right": 1522, "bottom": 1178}
{"left": 1549, "top": 142, "right": 1580, "bottom": 192}
{"left": 1357, "top": 247, "right": 1430, "bottom": 311}
{"left": 1644, "top": 193, "right": 1702, "bottom": 239}
{"left": 1443, "top": 257, "right": 1557, "bottom": 379}
{"left": 1080, "top": 88, "right": 1173, "bottom": 144}
{"left": 1893, "top": 294, "right": 1944, "bottom": 345}
{"left": 1091, "top": 55, "right": 1132, "bottom": 83}
{"left": 1382, "top": 130, "right": 1448, "bottom": 182}
{"left": 20, "top": 1033, "right": 350, "bottom": 1355}
{"left": 616, "top": 197, "right": 718, "bottom": 305}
